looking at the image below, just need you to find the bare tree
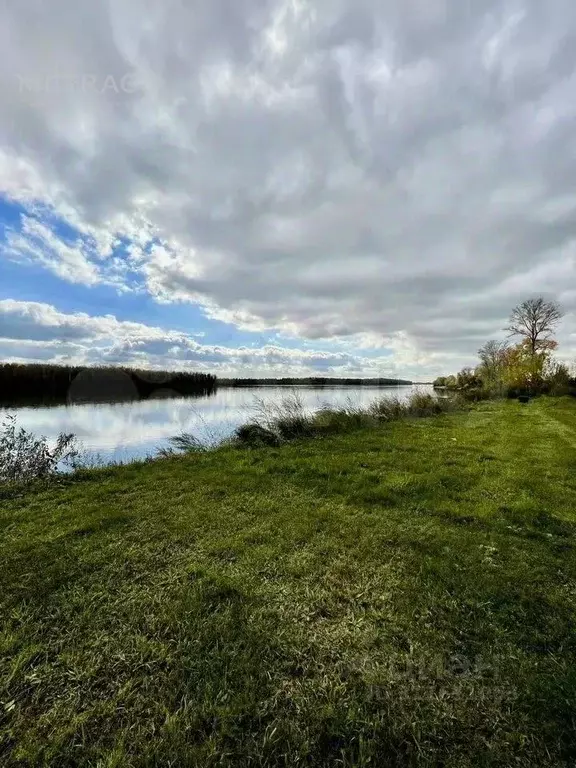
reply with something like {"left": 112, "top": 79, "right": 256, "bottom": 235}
{"left": 477, "top": 340, "right": 509, "bottom": 391}
{"left": 478, "top": 340, "right": 509, "bottom": 369}
{"left": 504, "top": 297, "right": 563, "bottom": 355}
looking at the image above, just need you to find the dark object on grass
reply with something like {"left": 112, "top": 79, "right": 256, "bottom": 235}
{"left": 518, "top": 395, "right": 530, "bottom": 404}
{"left": 235, "top": 423, "right": 281, "bottom": 447}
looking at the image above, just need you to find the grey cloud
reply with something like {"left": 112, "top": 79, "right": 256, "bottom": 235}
{"left": 1, "top": 1, "right": 576, "bottom": 375}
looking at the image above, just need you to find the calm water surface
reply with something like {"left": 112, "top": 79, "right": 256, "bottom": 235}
{"left": 2, "top": 385, "right": 434, "bottom": 465}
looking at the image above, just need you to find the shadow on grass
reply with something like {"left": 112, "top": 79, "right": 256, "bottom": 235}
{"left": 0, "top": 512, "right": 135, "bottom": 607}
{"left": 1, "top": 568, "right": 284, "bottom": 766}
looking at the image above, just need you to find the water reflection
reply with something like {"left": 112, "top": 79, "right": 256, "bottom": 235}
{"left": 1, "top": 385, "right": 433, "bottom": 465}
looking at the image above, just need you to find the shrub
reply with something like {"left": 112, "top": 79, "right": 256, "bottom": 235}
{"left": 407, "top": 392, "right": 442, "bottom": 415}
{"left": 0, "top": 413, "right": 79, "bottom": 484}
{"left": 458, "top": 387, "right": 497, "bottom": 403}
{"left": 456, "top": 368, "right": 483, "bottom": 391}
{"left": 544, "top": 363, "right": 573, "bottom": 397}
{"left": 410, "top": 391, "right": 462, "bottom": 415}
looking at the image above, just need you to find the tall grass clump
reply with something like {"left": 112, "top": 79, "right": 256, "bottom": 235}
{"left": 406, "top": 391, "right": 460, "bottom": 415}
{"left": 230, "top": 392, "right": 316, "bottom": 446}
{"left": 246, "top": 392, "right": 316, "bottom": 441}
{"left": 234, "top": 423, "right": 281, "bottom": 447}
{"left": 0, "top": 413, "right": 79, "bottom": 484}
{"left": 158, "top": 404, "right": 239, "bottom": 456}
{"left": 234, "top": 390, "right": 461, "bottom": 448}
{"left": 157, "top": 433, "right": 209, "bottom": 457}
{"left": 369, "top": 391, "right": 460, "bottom": 420}
{"left": 369, "top": 395, "right": 410, "bottom": 421}
{"left": 237, "top": 392, "right": 379, "bottom": 445}
{"left": 312, "top": 398, "right": 378, "bottom": 435}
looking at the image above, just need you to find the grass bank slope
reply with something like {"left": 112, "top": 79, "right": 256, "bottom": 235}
{"left": 1, "top": 398, "right": 576, "bottom": 766}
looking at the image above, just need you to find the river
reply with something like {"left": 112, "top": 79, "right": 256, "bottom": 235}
{"left": 1, "top": 384, "right": 435, "bottom": 466}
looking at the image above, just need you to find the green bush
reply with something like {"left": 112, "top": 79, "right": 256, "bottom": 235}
{"left": 408, "top": 392, "right": 443, "bottom": 415}
{"left": 0, "top": 413, "right": 79, "bottom": 484}
{"left": 458, "top": 387, "right": 498, "bottom": 402}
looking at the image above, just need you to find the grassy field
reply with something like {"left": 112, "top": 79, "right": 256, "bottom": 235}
{"left": 1, "top": 397, "right": 576, "bottom": 766}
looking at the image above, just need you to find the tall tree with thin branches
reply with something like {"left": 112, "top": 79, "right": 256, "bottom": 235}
{"left": 478, "top": 340, "right": 509, "bottom": 370}
{"left": 477, "top": 340, "right": 509, "bottom": 391}
{"left": 504, "top": 297, "right": 563, "bottom": 356}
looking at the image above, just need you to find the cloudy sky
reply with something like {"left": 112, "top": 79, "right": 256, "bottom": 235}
{"left": 1, "top": 0, "right": 575, "bottom": 379}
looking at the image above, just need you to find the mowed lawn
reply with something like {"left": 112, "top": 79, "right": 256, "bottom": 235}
{"left": 1, "top": 398, "right": 576, "bottom": 767}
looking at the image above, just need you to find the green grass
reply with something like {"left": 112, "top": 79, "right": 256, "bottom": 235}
{"left": 1, "top": 397, "right": 576, "bottom": 766}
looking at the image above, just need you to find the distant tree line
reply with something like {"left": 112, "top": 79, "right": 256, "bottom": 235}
{"left": 0, "top": 363, "right": 217, "bottom": 404}
{"left": 218, "top": 377, "right": 413, "bottom": 387}
{"left": 0, "top": 365, "right": 416, "bottom": 404}
{"left": 433, "top": 298, "right": 575, "bottom": 400}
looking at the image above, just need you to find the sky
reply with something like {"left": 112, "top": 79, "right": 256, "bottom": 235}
{"left": 1, "top": 0, "right": 576, "bottom": 380}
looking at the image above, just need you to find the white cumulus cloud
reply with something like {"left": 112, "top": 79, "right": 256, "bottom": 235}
{"left": 1, "top": 0, "right": 576, "bottom": 374}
